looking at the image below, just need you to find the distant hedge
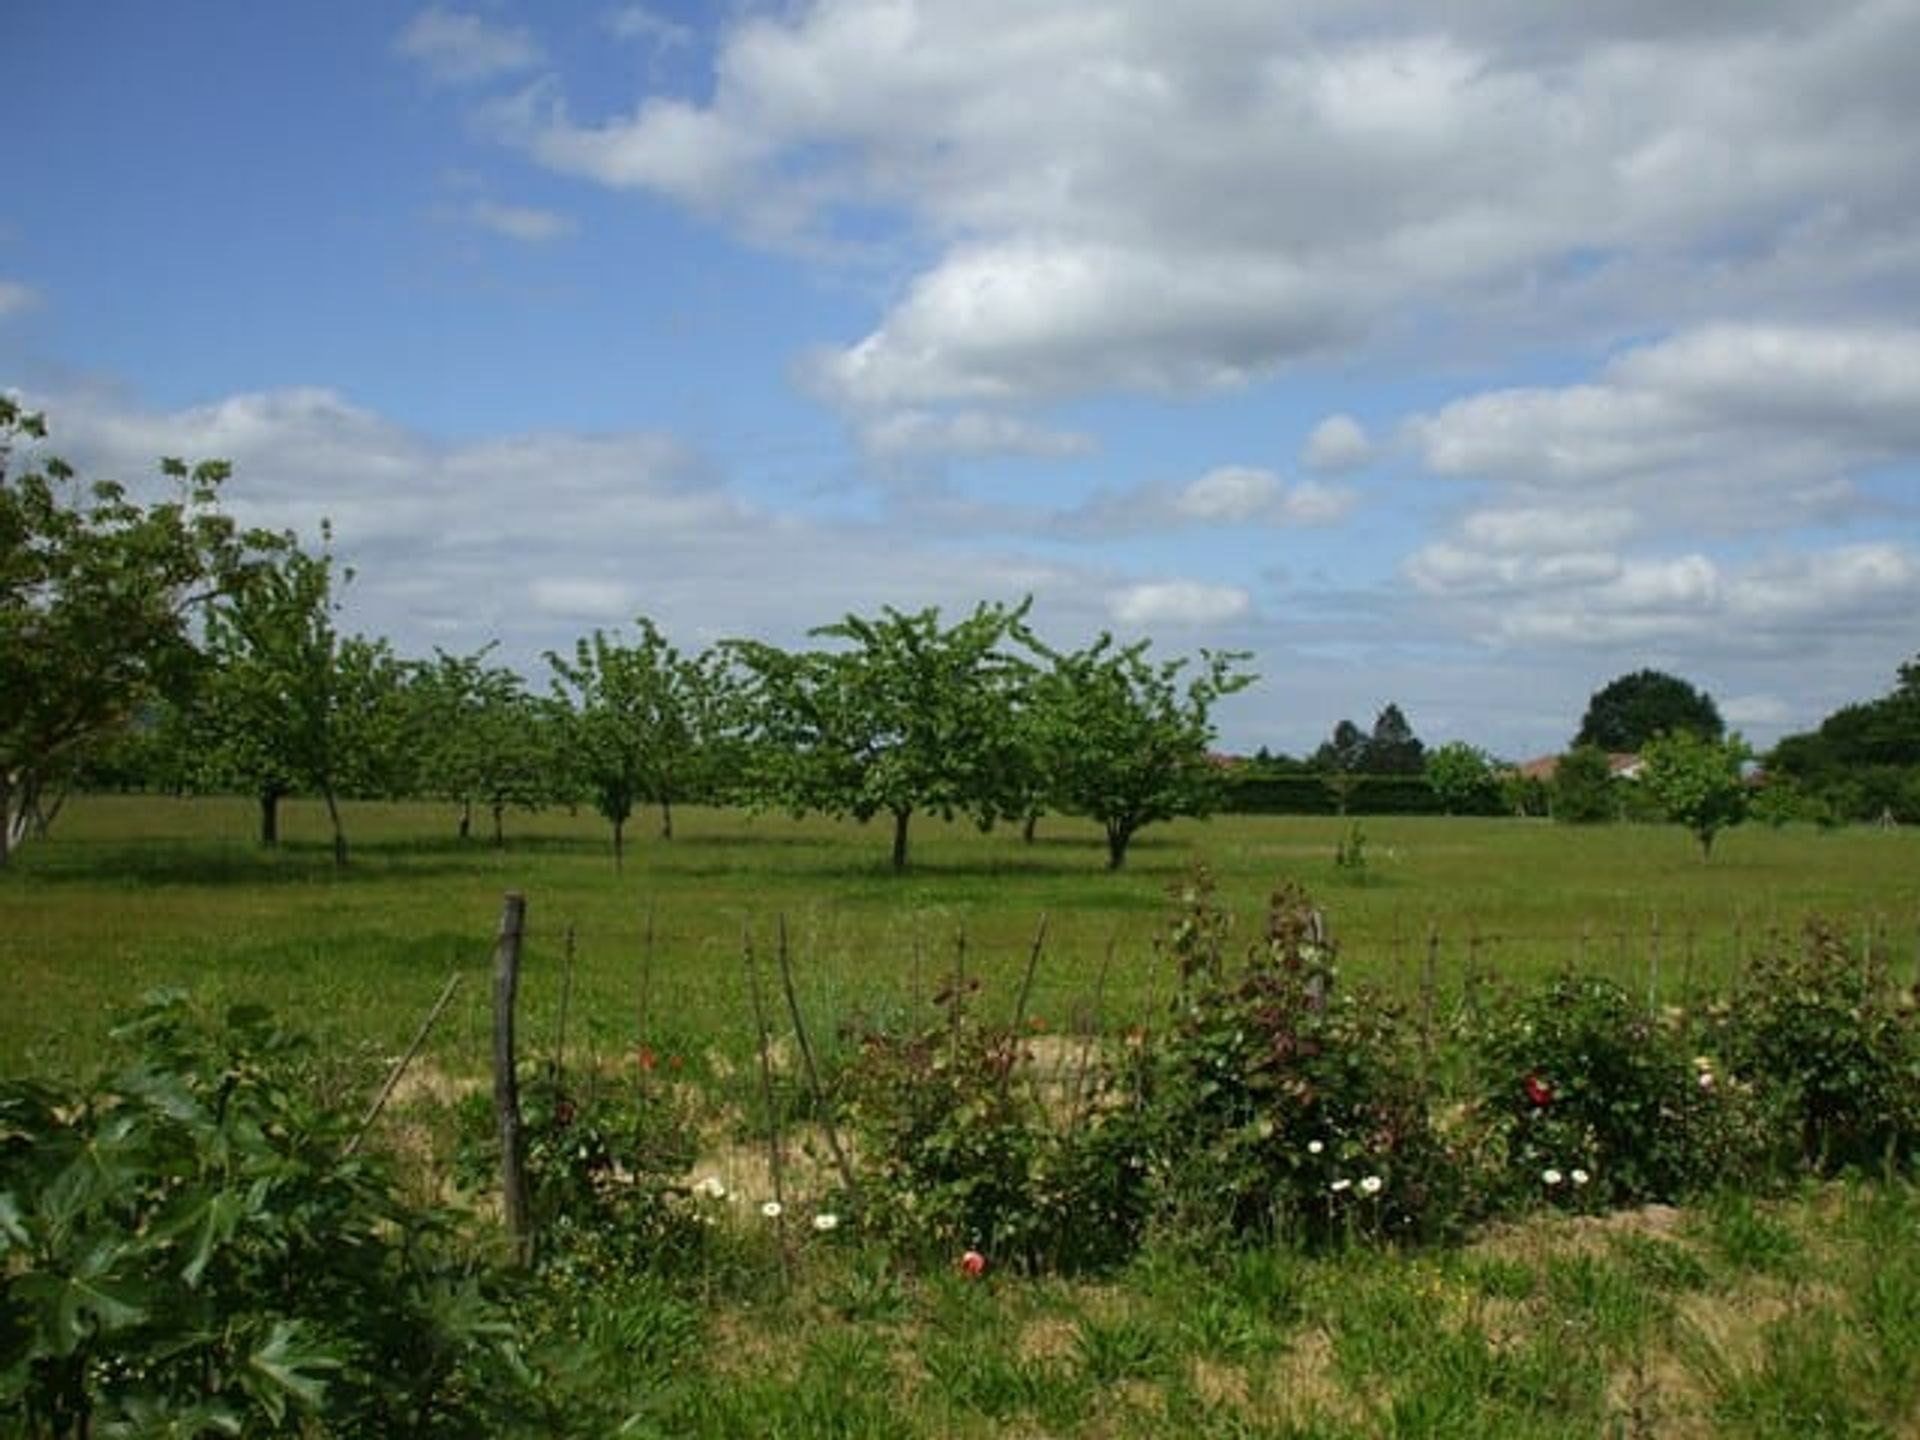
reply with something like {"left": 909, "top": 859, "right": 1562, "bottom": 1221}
{"left": 1216, "top": 771, "right": 1503, "bottom": 817}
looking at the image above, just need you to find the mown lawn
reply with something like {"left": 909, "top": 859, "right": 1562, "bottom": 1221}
{"left": 3, "top": 794, "right": 1916, "bottom": 1076}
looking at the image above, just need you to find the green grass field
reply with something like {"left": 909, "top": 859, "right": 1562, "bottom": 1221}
{"left": 4, "top": 794, "right": 1916, "bottom": 1077}
{"left": 10, "top": 796, "right": 1920, "bottom": 1436}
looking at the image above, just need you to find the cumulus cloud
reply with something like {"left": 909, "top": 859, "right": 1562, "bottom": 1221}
{"left": 1109, "top": 580, "right": 1252, "bottom": 627}
{"left": 1414, "top": 323, "right": 1920, "bottom": 506}
{"left": 1401, "top": 318, "right": 1920, "bottom": 675}
{"left": 11, "top": 384, "right": 1209, "bottom": 671}
{"left": 1060, "top": 466, "right": 1355, "bottom": 538}
{"left": 1302, "top": 414, "right": 1372, "bottom": 473}
{"left": 485, "top": 1, "right": 1920, "bottom": 409}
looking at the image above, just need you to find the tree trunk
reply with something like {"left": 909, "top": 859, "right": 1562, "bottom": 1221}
{"left": 613, "top": 816, "right": 626, "bottom": 872}
{"left": 891, "top": 807, "right": 911, "bottom": 873}
{"left": 458, "top": 798, "right": 472, "bottom": 842}
{"left": 259, "top": 787, "right": 281, "bottom": 847}
{"left": 659, "top": 794, "right": 674, "bottom": 841}
{"left": 1105, "top": 821, "right": 1132, "bottom": 871}
{"left": 0, "top": 773, "right": 12, "bottom": 870}
{"left": 321, "top": 785, "right": 348, "bottom": 867}
{"left": 1022, "top": 811, "right": 1039, "bottom": 844}
{"left": 492, "top": 801, "right": 505, "bottom": 848}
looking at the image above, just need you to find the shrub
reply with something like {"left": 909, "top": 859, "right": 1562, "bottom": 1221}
{"left": 0, "top": 993, "right": 538, "bottom": 1438}
{"left": 1129, "top": 873, "right": 1454, "bottom": 1248}
{"left": 1716, "top": 918, "right": 1920, "bottom": 1172}
{"left": 840, "top": 1001, "right": 1064, "bottom": 1270}
{"left": 1471, "top": 976, "right": 1729, "bottom": 1211}
{"left": 454, "top": 1064, "right": 706, "bottom": 1277}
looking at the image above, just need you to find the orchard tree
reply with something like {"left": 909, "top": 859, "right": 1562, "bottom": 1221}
{"left": 731, "top": 600, "right": 1033, "bottom": 872}
{"left": 408, "top": 646, "right": 554, "bottom": 845}
{"left": 1575, "top": 669, "right": 1722, "bottom": 751}
{"left": 1023, "top": 632, "right": 1253, "bottom": 870}
{"left": 195, "top": 533, "right": 405, "bottom": 865}
{"left": 1641, "top": 729, "right": 1752, "bottom": 859}
{"left": 0, "top": 399, "right": 275, "bottom": 864}
{"left": 548, "top": 618, "right": 729, "bottom": 867}
{"left": 1424, "top": 741, "right": 1499, "bottom": 815}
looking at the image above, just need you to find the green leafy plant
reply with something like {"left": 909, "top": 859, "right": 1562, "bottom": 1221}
{"left": 1471, "top": 975, "right": 1730, "bottom": 1211}
{"left": 454, "top": 1065, "right": 706, "bottom": 1279}
{"left": 1716, "top": 918, "right": 1920, "bottom": 1172}
{"left": 0, "top": 992, "right": 536, "bottom": 1437}
{"left": 1130, "top": 872, "right": 1452, "bottom": 1248}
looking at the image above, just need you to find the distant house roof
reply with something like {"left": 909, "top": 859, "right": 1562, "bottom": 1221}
{"left": 1511, "top": 752, "right": 1643, "bottom": 782}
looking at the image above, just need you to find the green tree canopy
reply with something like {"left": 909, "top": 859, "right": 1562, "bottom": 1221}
{"left": 730, "top": 600, "right": 1033, "bottom": 871}
{"left": 0, "top": 400, "right": 275, "bottom": 864}
{"left": 1023, "top": 633, "right": 1252, "bottom": 870}
{"left": 194, "top": 534, "right": 406, "bottom": 864}
{"left": 547, "top": 618, "right": 733, "bottom": 866}
{"left": 1640, "top": 729, "right": 1752, "bottom": 859}
{"left": 406, "top": 645, "right": 556, "bottom": 846}
{"left": 1424, "top": 741, "right": 1499, "bottom": 815}
{"left": 1575, "top": 669, "right": 1723, "bottom": 751}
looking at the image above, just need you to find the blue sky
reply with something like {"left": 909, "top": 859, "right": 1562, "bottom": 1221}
{"left": 5, "top": 1, "right": 1918, "bottom": 758}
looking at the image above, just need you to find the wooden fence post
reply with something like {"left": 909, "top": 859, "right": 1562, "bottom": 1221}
{"left": 492, "top": 892, "right": 533, "bottom": 1266}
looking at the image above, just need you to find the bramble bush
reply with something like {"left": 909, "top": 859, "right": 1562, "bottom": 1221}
{"left": 0, "top": 992, "right": 539, "bottom": 1438}
{"left": 1714, "top": 918, "right": 1920, "bottom": 1173}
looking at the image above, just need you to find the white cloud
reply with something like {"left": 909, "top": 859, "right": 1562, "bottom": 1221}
{"left": 487, "top": 1, "right": 1920, "bottom": 409}
{"left": 1172, "top": 467, "right": 1357, "bottom": 526}
{"left": 1058, "top": 466, "right": 1355, "bottom": 538}
{"left": 1175, "top": 466, "right": 1280, "bottom": 522}
{"left": 1458, "top": 507, "right": 1638, "bottom": 554}
{"left": 0, "top": 280, "right": 38, "bottom": 317}
{"left": 1108, "top": 580, "right": 1251, "bottom": 627}
{"left": 1302, "top": 414, "right": 1372, "bottom": 473}
{"left": 396, "top": 8, "right": 544, "bottom": 87}
{"left": 1410, "top": 322, "right": 1920, "bottom": 554}
{"left": 13, "top": 383, "right": 1183, "bottom": 671}
{"left": 529, "top": 577, "right": 634, "bottom": 620}
{"left": 859, "top": 408, "right": 1093, "bottom": 459}
{"left": 466, "top": 201, "right": 575, "bottom": 243}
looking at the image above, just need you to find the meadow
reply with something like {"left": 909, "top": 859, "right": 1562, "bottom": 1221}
{"left": 4, "top": 794, "right": 1916, "bottom": 1078}
{"left": 8, "top": 798, "right": 1920, "bottom": 1436}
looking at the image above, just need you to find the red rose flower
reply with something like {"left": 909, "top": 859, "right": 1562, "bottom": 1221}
{"left": 1524, "top": 1073, "right": 1553, "bottom": 1108}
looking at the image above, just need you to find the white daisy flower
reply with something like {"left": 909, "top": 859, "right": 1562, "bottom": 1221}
{"left": 1307, "top": 1140, "right": 1325, "bottom": 1156}
{"left": 1571, "top": 1168, "right": 1590, "bottom": 1187}
{"left": 1331, "top": 1178, "right": 1352, "bottom": 1194}
{"left": 812, "top": 1212, "right": 840, "bottom": 1233}
{"left": 761, "top": 1200, "right": 784, "bottom": 1219}
{"left": 1360, "top": 1175, "right": 1383, "bottom": 1196}
{"left": 1542, "top": 1168, "right": 1564, "bottom": 1187}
